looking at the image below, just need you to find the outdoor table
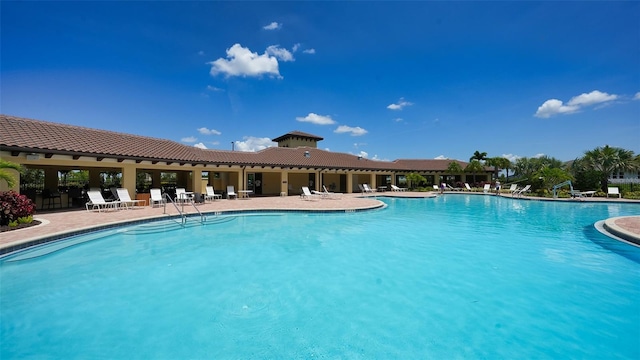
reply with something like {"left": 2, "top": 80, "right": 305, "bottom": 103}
{"left": 237, "top": 190, "right": 253, "bottom": 199}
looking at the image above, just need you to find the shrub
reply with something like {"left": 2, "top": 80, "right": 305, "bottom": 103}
{"left": 0, "top": 191, "right": 36, "bottom": 226}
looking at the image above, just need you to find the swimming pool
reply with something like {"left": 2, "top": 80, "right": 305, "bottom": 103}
{"left": 1, "top": 195, "right": 639, "bottom": 359}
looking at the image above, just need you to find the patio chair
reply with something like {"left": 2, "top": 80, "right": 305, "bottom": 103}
{"left": 226, "top": 185, "right": 237, "bottom": 200}
{"left": 322, "top": 185, "right": 342, "bottom": 199}
{"left": 116, "top": 188, "right": 146, "bottom": 208}
{"left": 513, "top": 184, "right": 531, "bottom": 197}
{"left": 86, "top": 190, "right": 120, "bottom": 212}
{"left": 508, "top": 184, "right": 518, "bottom": 195}
{"left": 175, "top": 188, "right": 193, "bottom": 204}
{"left": 301, "top": 186, "right": 320, "bottom": 200}
{"left": 205, "top": 186, "right": 222, "bottom": 202}
{"left": 150, "top": 188, "right": 165, "bottom": 207}
{"left": 363, "top": 184, "right": 376, "bottom": 193}
{"left": 358, "top": 184, "right": 366, "bottom": 193}
{"left": 433, "top": 185, "right": 439, "bottom": 191}
{"left": 446, "top": 184, "right": 461, "bottom": 191}
{"left": 391, "top": 184, "right": 407, "bottom": 191}
{"left": 607, "top": 187, "right": 621, "bottom": 198}
{"left": 483, "top": 184, "right": 491, "bottom": 194}
{"left": 464, "top": 183, "right": 472, "bottom": 191}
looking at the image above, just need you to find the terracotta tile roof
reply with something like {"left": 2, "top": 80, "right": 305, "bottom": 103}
{"left": 1, "top": 115, "right": 490, "bottom": 172}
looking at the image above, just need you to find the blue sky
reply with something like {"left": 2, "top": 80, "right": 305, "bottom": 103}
{"left": 2, "top": 1, "right": 639, "bottom": 163}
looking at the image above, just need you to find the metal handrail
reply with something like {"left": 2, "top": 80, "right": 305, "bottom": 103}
{"left": 164, "top": 193, "right": 206, "bottom": 224}
{"left": 162, "top": 193, "right": 186, "bottom": 225}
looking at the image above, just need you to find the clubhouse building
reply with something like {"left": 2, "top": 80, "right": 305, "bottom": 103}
{"left": 1, "top": 115, "right": 493, "bottom": 209}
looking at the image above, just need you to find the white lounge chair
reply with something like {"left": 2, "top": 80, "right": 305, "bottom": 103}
{"left": 116, "top": 188, "right": 146, "bottom": 208}
{"left": 483, "top": 184, "right": 491, "bottom": 194}
{"left": 226, "top": 185, "right": 237, "bottom": 200}
{"left": 301, "top": 186, "right": 320, "bottom": 200}
{"left": 607, "top": 187, "right": 621, "bottom": 198}
{"left": 513, "top": 184, "right": 531, "bottom": 197}
{"left": 175, "top": 188, "right": 193, "bottom": 204}
{"left": 391, "top": 184, "right": 407, "bottom": 191}
{"left": 363, "top": 184, "right": 376, "bottom": 193}
{"left": 433, "top": 185, "right": 439, "bottom": 191}
{"left": 322, "top": 185, "right": 342, "bottom": 199}
{"left": 204, "top": 186, "right": 222, "bottom": 202}
{"left": 86, "top": 190, "right": 120, "bottom": 212}
{"left": 150, "top": 188, "right": 165, "bottom": 207}
{"left": 464, "top": 183, "right": 472, "bottom": 191}
{"left": 446, "top": 184, "right": 461, "bottom": 191}
{"left": 508, "top": 184, "right": 518, "bottom": 195}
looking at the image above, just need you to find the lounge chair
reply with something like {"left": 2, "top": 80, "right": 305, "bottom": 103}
{"left": 446, "top": 184, "right": 461, "bottom": 191}
{"left": 204, "top": 186, "right": 222, "bottom": 202}
{"left": 116, "top": 188, "right": 146, "bottom": 208}
{"left": 433, "top": 185, "right": 439, "bottom": 191}
{"left": 86, "top": 190, "right": 120, "bottom": 212}
{"left": 322, "top": 185, "right": 342, "bottom": 199}
{"left": 483, "top": 184, "right": 491, "bottom": 194}
{"left": 175, "top": 188, "right": 193, "bottom": 204}
{"left": 607, "top": 187, "right": 621, "bottom": 198}
{"left": 226, "top": 185, "right": 237, "bottom": 200}
{"left": 464, "top": 183, "right": 472, "bottom": 191}
{"left": 508, "top": 184, "right": 518, "bottom": 195}
{"left": 301, "top": 186, "right": 320, "bottom": 200}
{"left": 363, "top": 184, "right": 376, "bottom": 193}
{"left": 150, "top": 188, "right": 165, "bottom": 207}
{"left": 513, "top": 184, "right": 531, "bottom": 197}
{"left": 391, "top": 184, "right": 407, "bottom": 191}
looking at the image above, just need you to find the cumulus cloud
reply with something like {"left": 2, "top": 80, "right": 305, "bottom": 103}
{"left": 434, "top": 155, "right": 448, "bottom": 160}
{"left": 181, "top": 136, "right": 197, "bottom": 143}
{"left": 209, "top": 43, "right": 281, "bottom": 78}
{"left": 393, "top": 118, "right": 403, "bottom": 122}
{"left": 634, "top": 92, "right": 640, "bottom": 100}
{"left": 535, "top": 90, "right": 618, "bottom": 118}
{"left": 387, "top": 98, "right": 413, "bottom": 110}
{"left": 296, "top": 113, "right": 336, "bottom": 125}
{"left": 334, "top": 125, "right": 368, "bottom": 136}
{"left": 234, "top": 136, "right": 277, "bottom": 152}
{"left": 266, "top": 45, "right": 294, "bottom": 62}
{"left": 198, "top": 127, "right": 221, "bottom": 135}
{"left": 292, "top": 43, "right": 301, "bottom": 52}
{"left": 194, "top": 143, "right": 207, "bottom": 149}
{"left": 502, "top": 154, "right": 521, "bottom": 163}
{"left": 303, "top": 48, "right": 316, "bottom": 54}
{"left": 533, "top": 153, "right": 545, "bottom": 158}
{"left": 357, "top": 151, "right": 368, "bottom": 158}
{"left": 263, "top": 22, "right": 281, "bottom": 30}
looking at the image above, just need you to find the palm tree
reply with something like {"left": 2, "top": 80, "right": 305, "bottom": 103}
{"left": 470, "top": 150, "right": 487, "bottom": 163}
{"left": 464, "top": 160, "right": 486, "bottom": 186}
{"left": 486, "top": 157, "right": 511, "bottom": 181}
{"left": 0, "top": 159, "right": 23, "bottom": 189}
{"left": 580, "top": 145, "right": 638, "bottom": 192}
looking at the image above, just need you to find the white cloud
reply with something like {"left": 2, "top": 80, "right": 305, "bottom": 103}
{"left": 357, "top": 151, "right": 368, "bottom": 158}
{"left": 234, "top": 136, "right": 277, "bottom": 152}
{"left": 387, "top": 97, "right": 413, "bottom": 110}
{"left": 194, "top": 143, "right": 207, "bottom": 149}
{"left": 266, "top": 45, "right": 294, "bottom": 62}
{"left": 303, "top": 48, "right": 316, "bottom": 54}
{"left": 209, "top": 43, "right": 281, "bottom": 78}
{"left": 334, "top": 125, "right": 368, "bottom": 136}
{"left": 535, "top": 90, "right": 618, "bottom": 118}
{"left": 296, "top": 113, "right": 336, "bottom": 125}
{"left": 206, "top": 85, "right": 224, "bottom": 92}
{"left": 502, "top": 154, "right": 521, "bottom": 163}
{"left": 292, "top": 43, "right": 301, "bottom": 52}
{"left": 533, "top": 153, "right": 545, "bottom": 158}
{"left": 198, "top": 127, "right": 221, "bottom": 135}
{"left": 434, "top": 155, "right": 448, "bottom": 159}
{"left": 181, "top": 136, "right": 197, "bottom": 143}
{"left": 393, "top": 118, "right": 403, "bottom": 122}
{"left": 633, "top": 92, "right": 640, "bottom": 100}
{"left": 263, "top": 22, "right": 281, "bottom": 30}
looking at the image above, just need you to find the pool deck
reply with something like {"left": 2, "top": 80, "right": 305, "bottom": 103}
{"left": 1, "top": 191, "right": 639, "bottom": 253}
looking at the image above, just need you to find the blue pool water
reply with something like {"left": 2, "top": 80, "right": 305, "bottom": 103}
{"left": 2, "top": 195, "right": 639, "bottom": 359}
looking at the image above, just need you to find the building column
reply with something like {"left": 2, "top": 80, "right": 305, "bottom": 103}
{"left": 44, "top": 168, "right": 58, "bottom": 191}
{"left": 346, "top": 173, "right": 353, "bottom": 194}
{"left": 280, "top": 170, "right": 289, "bottom": 195}
{"left": 121, "top": 164, "right": 137, "bottom": 195}
{"left": 191, "top": 169, "right": 202, "bottom": 194}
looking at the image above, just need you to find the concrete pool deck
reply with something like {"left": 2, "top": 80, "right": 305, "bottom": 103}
{"left": 1, "top": 191, "right": 639, "bottom": 254}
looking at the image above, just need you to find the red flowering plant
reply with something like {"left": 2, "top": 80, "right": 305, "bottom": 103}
{"left": 0, "top": 191, "right": 36, "bottom": 226}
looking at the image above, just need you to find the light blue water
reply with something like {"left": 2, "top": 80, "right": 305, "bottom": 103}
{"left": 2, "top": 196, "right": 639, "bottom": 359}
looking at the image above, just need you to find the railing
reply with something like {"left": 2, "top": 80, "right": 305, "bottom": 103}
{"left": 163, "top": 193, "right": 206, "bottom": 225}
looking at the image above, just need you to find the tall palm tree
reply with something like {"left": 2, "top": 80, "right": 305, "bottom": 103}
{"left": 0, "top": 159, "right": 23, "bottom": 189}
{"left": 464, "top": 160, "right": 486, "bottom": 186}
{"left": 581, "top": 145, "right": 638, "bottom": 192}
{"left": 486, "top": 157, "right": 511, "bottom": 181}
{"left": 470, "top": 150, "right": 488, "bottom": 163}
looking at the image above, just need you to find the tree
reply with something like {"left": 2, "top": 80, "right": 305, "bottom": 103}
{"left": 464, "top": 160, "right": 486, "bottom": 186}
{"left": 446, "top": 161, "right": 464, "bottom": 174}
{"left": 0, "top": 159, "right": 23, "bottom": 189}
{"left": 405, "top": 173, "right": 427, "bottom": 190}
{"left": 580, "top": 145, "right": 638, "bottom": 192}
{"left": 486, "top": 157, "right": 511, "bottom": 181}
{"left": 470, "top": 150, "right": 487, "bottom": 163}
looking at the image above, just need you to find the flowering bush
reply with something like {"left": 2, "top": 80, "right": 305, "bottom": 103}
{"left": 0, "top": 191, "right": 36, "bottom": 226}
